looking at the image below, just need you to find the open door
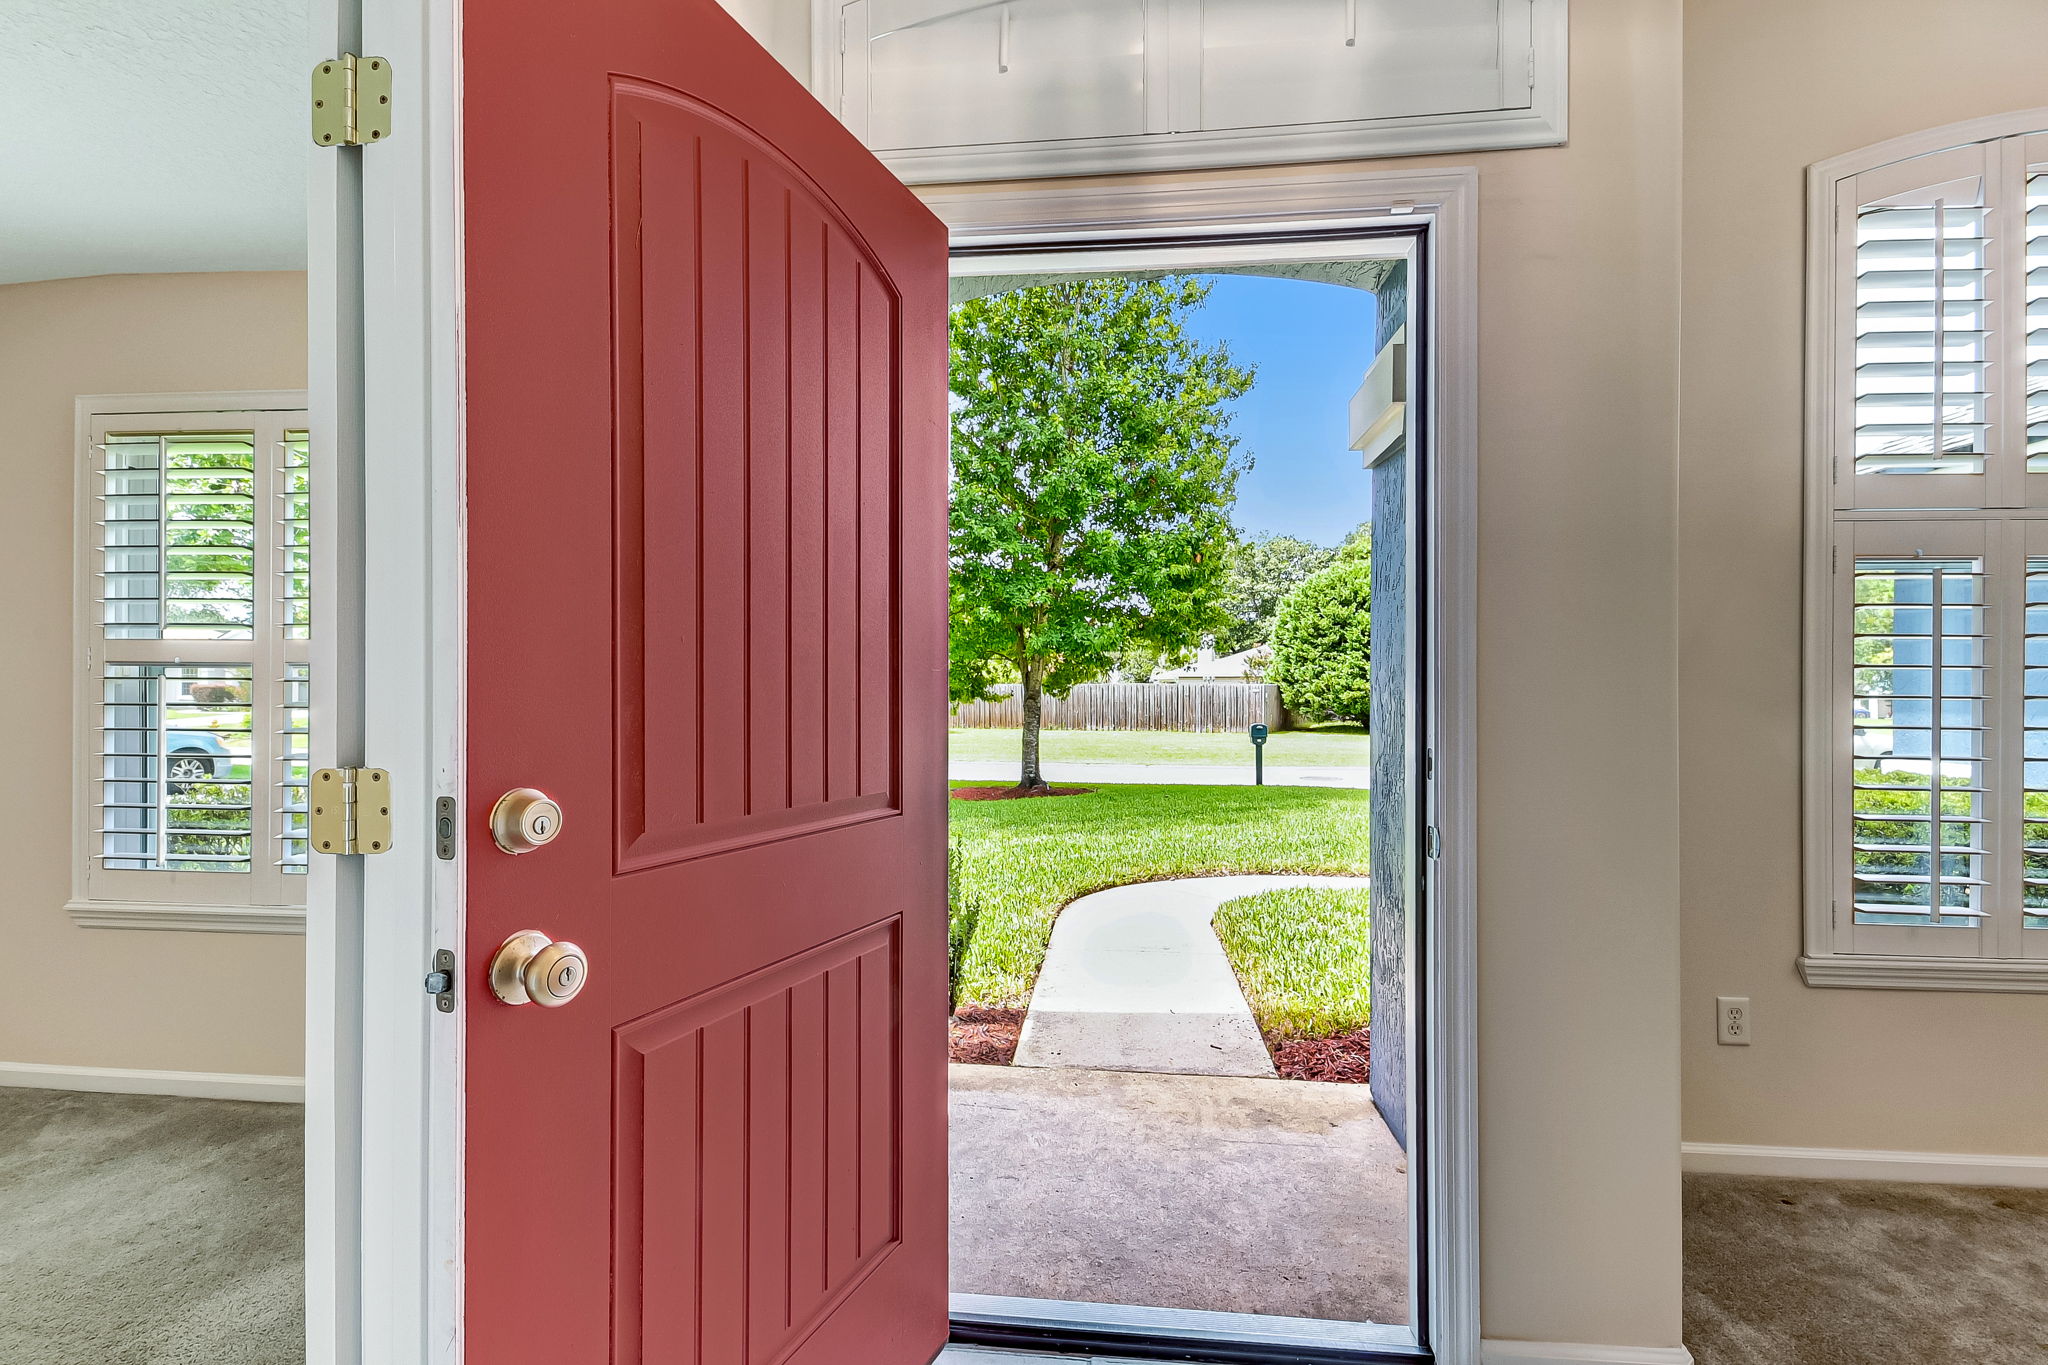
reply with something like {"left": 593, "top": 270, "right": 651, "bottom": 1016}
{"left": 459, "top": 0, "right": 951, "bottom": 1359}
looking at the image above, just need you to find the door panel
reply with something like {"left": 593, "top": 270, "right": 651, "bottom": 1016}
{"left": 613, "top": 920, "right": 901, "bottom": 1365}
{"left": 462, "top": 0, "right": 949, "bottom": 1359}
{"left": 612, "top": 81, "right": 904, "bottom": 872}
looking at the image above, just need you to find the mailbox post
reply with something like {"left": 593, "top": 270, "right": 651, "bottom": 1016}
{"left": 1249, "top": 722, "right": 1268, "bottom": 786}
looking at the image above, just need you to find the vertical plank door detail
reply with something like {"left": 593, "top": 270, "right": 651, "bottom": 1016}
{"left": 613, "top": 81, "right": 902, "bottom": 876}
{"left": 613, "top": 919, "right": 901, "bottom": 1365}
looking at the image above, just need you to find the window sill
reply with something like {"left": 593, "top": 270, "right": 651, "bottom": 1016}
{"left": 1800, "top": 953, "right": 2048, "bottom": 994}
{"left": 66, "top": 899, "right": 307, "bottom": 935}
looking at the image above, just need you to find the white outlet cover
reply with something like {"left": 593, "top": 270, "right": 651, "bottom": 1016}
{"left": 1717, "top": 996, "right": 1752, "bottom": 1046}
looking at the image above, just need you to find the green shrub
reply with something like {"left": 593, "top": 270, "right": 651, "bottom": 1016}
{"left": 1267, "top": 540, "right": 1370, "bottom": 725}
{"left": 1852, "top": 767, "right": 1978, "bottom": 910}
{"left": 947, "top": 838, "right": 983, "bottom": 1014}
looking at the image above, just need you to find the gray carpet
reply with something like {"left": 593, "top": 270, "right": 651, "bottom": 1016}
{"left": 1685, "top": 1174, "right": 2048, "bottom": 1365}
{"left": 6, "top": 1090, "right": 2045, "bottom": 1364}
{"left": 0, "top": 1089, "right": 303, "bottom": 1365}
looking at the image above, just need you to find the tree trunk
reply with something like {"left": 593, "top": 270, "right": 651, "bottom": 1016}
{"left": 1018, "top": 667, "right": 1045, "bottom": 792}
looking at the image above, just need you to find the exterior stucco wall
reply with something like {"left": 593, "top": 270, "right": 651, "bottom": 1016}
{"left": 1367, "top": 440, "right": 1409, "bottom": 1150}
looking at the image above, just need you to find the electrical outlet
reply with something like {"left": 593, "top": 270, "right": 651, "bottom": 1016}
{"left": 1717, "top": 996, "right": 1752, "bottom": 1046}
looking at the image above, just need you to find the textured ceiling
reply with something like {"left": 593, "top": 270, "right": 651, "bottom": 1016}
{"left": 0, "top": 0, "right": 306, "bottom": 285}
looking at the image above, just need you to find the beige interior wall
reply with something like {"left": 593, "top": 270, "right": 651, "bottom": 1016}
{"left": 735, "top": 0, "right": 1689, "bottom": 1349}
{"left": 1680, "top": 0, "right": 2048, "bottom": 1158}
{"left": 0, "top": 271, "right": 309, "bottom": 1079}
{"left": 1450, "top": 3, "right": 1685, "bottom": 1344}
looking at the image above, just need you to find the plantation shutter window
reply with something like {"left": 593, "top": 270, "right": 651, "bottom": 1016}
{"left": 76, "top": 401, "right": 314, "bottom": 923}
{"left": 1809, "top": 117, "right": 2048, "bottom": 988}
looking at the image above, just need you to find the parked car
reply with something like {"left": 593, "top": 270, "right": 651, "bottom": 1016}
{"left": 166, "top": 731, "right": 233, "bottom": 790}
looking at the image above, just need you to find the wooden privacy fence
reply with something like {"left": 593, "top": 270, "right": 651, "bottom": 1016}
{"left": 950, "top": 682, "right": 1284, "bottom": 733}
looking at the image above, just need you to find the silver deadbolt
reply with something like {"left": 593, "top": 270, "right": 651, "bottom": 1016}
{"left": 489, "top": 787, "right": 564, "bottom": 854}
{"left": 488, "top": 931, "right": 590, "bottom": 1007}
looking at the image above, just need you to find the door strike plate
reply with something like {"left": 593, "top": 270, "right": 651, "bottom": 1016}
{"left": 435, "top": 796, "right": 458, "bottom": 861}
{"left": 425, "top": 949, "right": 457, "bottom": 1013}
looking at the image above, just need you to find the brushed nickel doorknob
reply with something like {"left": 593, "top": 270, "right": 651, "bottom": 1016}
{"left": 489, "top": 788, "right": 564, "bottom": 854}
{"left": 488, "top": 930, "right": 590, "bottom": 1007}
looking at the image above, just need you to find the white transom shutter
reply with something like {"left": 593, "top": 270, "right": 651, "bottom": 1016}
{"left": 1836, "top": 143, "right": 2000, "bottom": 510}
{"left": 2025, "top": 151, "right": 2048, "bottom": 473}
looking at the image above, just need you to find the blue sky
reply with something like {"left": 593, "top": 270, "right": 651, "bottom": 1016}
{"left": 1176, "top": 274, "right": 1377, "bottom": 548}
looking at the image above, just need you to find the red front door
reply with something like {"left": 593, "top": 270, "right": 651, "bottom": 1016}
{"left": 460, "top": 0, "right": 950, "bottom": 1359}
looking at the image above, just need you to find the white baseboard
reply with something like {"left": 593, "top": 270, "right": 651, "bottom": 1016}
{"left": 1684, "top": 1141, "right": 2048, "bottom": 1188}
{"left": 1482, "top": 1342, "right": 1693, "bottom": 1365}
{"left": 0, "top": 1061, "right": 304, "bottom": 1104}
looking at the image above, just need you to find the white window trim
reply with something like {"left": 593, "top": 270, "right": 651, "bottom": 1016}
{"left": 808, "top": 0, "right": 1566, "bottom": 184}
{"left": 1802, "top": 108, "right": 2048, "bottom": 992}
{"left": 69, "top": 389, "right": 312, "bottom": 935}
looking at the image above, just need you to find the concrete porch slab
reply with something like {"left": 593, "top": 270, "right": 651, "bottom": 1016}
{"left": 948, "top": 1063, "right": 1408, "bottom": 1326}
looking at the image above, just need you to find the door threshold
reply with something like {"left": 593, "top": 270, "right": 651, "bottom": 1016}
{"left": 950, "top": 1293, "right": 1422, "bottom": 1364}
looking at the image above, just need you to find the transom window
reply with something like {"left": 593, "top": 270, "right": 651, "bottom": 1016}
{"left": 816, "top": 0, "right": 1566, "bottom": 183}
{"left": 74, "top": 398, "right": 314, "bottom": 924}
{"left": 1807, "top": 115, "right": 2048, "bottom": 988}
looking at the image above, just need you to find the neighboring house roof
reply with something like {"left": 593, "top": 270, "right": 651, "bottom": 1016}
{"left": 1165, "top": 647, "right": 1266, "bottom": 682}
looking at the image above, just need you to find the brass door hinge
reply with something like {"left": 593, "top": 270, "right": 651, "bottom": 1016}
{"left": 311, "top": 54, "right": 393, "bottom": 147}
{"left": 311, "top": 768, "right": 394, "bottom": 855}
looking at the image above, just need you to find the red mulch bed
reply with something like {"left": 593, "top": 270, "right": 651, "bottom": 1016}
{"left": 949, "top": 785, "right": 1094, "bottom": 801}
{"left": 1271, "top": 1028, "right": 1371, "bottom": 1085}
{"left": 949, "top": 1007, "right": 1026, "bottom": 1065}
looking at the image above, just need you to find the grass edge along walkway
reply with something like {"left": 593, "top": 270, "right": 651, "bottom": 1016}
{"left": 948, "top": 781, "right": 1369, "bottom": 1008}
{"left": 1212, "top": 884, "right": 1373, "bottom": 1042}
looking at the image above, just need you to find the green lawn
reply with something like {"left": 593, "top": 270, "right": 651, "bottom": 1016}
{"left": 1213, "top": 886, "right": 1372, "bottom": 1041}
{"left": 949, "top": 724, "right": 1370, "bottom": 768}
{"left": 947, "top": 782, "right": 1368, "bottom": 1007}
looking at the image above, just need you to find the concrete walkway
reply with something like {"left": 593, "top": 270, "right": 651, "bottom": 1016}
{"left": 949, "top": 1064, "right": 1409, "bottom": 1324}
{"left": 949, "top": 759, "right": 1368, "bottom": 788}
{"left": 1014, "top": 874, "right": 1372, "bottom": 1078}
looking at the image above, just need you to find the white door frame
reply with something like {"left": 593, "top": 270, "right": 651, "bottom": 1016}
{"left": 306, "top": 0, "right": 464, "bottom": 1360}
{"left": 311, "top": 0, "right": 1478, "bottom": 1355}
{"left": 925, "top": 170, "right": 1480, "bottom": 1363}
